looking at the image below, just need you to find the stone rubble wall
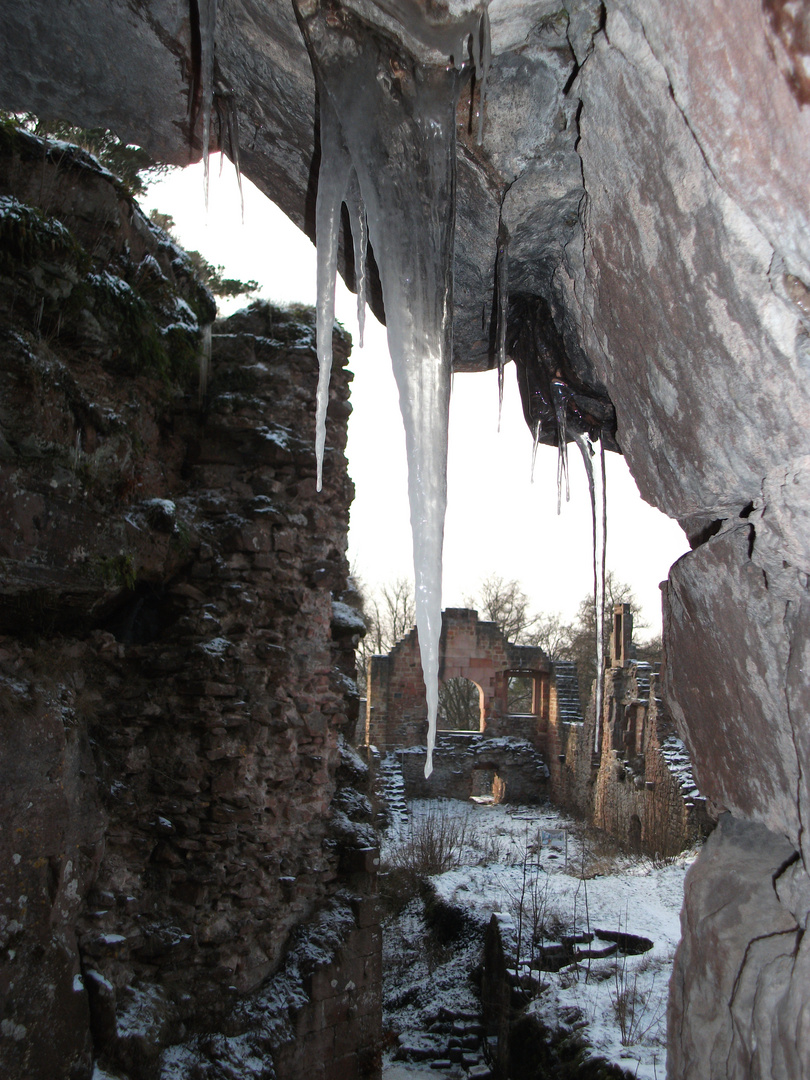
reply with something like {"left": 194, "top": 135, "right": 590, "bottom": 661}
{"left": 546, "top": 665, "right": 711, "bottom": 857}
{"left": 396, "top": 734, "right": 549, "bottom": 805}
{"left": 0, "top": 133, "right": 380, "bottom": 1080}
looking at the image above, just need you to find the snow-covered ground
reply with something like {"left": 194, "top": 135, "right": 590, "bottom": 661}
{"left": 381, "top": 797, "right": 697, "bottom": 1079}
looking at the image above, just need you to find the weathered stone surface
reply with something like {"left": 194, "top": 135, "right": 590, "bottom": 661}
{"left": 562, "top": 3, "right": 810, "bottom": 524}
{"left": 669, "top": 814, "right": 806, "bottom": 1080}
{"left": 0, "top": 142, "right": 379, "bottom": 1080}
{"left": 548, "top": 654, "right": 709, "bottom": 858}
{"left": 664, "top": 525, "right": 801, "bottom": 841}
{"left": 2, "top": 1, "right": 810, "bottom": 1075}
{"left": 397, "top": 734, "right": 549, "bottom": 804}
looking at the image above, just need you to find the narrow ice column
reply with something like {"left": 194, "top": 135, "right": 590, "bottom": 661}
{"left": 198, "top": 0, "right": 218, "bottom": 204}
{"left": 314, "top": 92, "right": 353, "bottom": 491}
{"left": 573, "top": 432, "right": 607, "bottom": 753}
{"left": 345, "top": 176, "right": 368, "bottom": 348}
{"left": 494, "top": 223, "right": 509, "bottom": 429}
{"left": 551, "top": 378, "right": 571, "bottom": 513}
{"left": 296, "top": 1, "right": 479, "bottom": 776}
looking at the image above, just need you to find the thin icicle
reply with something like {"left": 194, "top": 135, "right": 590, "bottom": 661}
{"left": 345, "top": 175, "right": 368, "bottom": 348}
{"left": 474, "top": 7, "right": 491, "bottom": 145}
{"left": 530, "top": 421, "right": 542, "bottom": 482}
{"left": 598, "top": 438, "right": 607, "bottom": 750}
{"left": 199, "top": 0, "right": 218, "bottom": 207}
{"left": 572, "top": 432, "right": 607, "bottom": 755}
{"left": 224, "top": 94, "right": 245, "bottom": 222}
{"left": 314, "top": 91, "right": 353, "bottom": 492}
{"left": 494, "top": 222, "right": 509, "bottom": 431}
{"left": 199, "top": 323, "right": 212, "bottom": 403}
{"left": 551, "top": 378, "right": 570, "bottom": 513}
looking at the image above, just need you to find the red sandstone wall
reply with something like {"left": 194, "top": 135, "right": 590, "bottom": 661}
{"left": 547, "top": 666, "right": 710, "bottom": 856}
{"left": 0, "top": 138, "right": 380, "bottom": 1080}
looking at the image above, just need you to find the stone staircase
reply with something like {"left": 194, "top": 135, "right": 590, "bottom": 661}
{"left": 392, "top": 1007, "right": 493, "bottom": 1077}
{"left": 553, "top": 661, "right": 584, "bottom": 722}
{"left": 376, "top": 751, "right": 409, "bottom": 835}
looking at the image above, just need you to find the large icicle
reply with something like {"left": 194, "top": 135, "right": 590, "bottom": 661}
{"left": 572, "top": 432, "right": 607, "bottom": 754}
{"left": 551, "top": 377, "right": 571, "bottom": 513}
{"left": 494, "top": 223, "right": 509, "bottom": 430}
{"left": 314, "top": 92, "right": 353, "bottom": 492}
{"left": 345, "top": 175, "right": 368, "bottom": 348}
{"left": 297, "top": 0, "right": 485, "bottom": 776}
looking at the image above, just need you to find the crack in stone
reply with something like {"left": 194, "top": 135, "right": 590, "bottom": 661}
{"left": 784, "top": 599, "right": 807, "bottom": 863}
{"left": 725, "top": 925, "right": 801, "bottom": 1076}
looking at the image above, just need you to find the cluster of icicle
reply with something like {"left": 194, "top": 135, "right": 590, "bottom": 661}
{"left": 300, "top": 0, "right": 490, "bottom": 777}
{"left": 530, "top": 375, "right": 608, "bottom": 754}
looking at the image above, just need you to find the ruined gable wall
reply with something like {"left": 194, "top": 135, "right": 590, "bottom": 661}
{"left": 367, "top": 608, "right": 550, "bottom": 751}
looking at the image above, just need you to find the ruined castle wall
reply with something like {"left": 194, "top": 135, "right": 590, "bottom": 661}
{"left": 366, "top": 608, "right": 550, "bottom": 752}
{"left": 547, "top": 666, "right": 710, "bottom": 856}
{"left": 0, "top": 138, "right": 379, "bottom": 1080}
{"left": 396, "top": 734, "right": 548, "bottom": 804}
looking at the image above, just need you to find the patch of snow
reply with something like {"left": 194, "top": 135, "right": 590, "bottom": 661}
{"left": 88, "top": 270, "right": 137, "bottom": 301}
{"left": 331, "top": 600, "right": 366, "bottom": 633}
{"left": 255, "top": 425, "right": 291, "bottom": 449}
{"left": 142, "top": 498, "right": 177, "bottom": 515}
{"left": 85, "top": 969, "right": 113, "bottom": 993}
{"left": 199, "top": 637, "right": 232, "bottom": 657}
{"left": 99, "top": 934, "right": 127, "bottom": 946}
{"left": 382, "top": 798, "right": 695, "bottom": 1079}
{"left": 659, "top": 735, "right": 702, "bottom": 798}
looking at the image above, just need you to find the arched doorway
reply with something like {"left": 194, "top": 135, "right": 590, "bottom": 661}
{"left": 437, "top": 676, "right": 483, "bottom": 732}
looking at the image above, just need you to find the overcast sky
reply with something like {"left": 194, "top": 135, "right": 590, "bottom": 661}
{"left": 142, "top": 157, "right": 688, "bottom": 635}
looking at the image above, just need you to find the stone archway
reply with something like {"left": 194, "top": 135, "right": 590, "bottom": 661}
{"left": 366, "top": 608, "right": 553, "bottom": 751}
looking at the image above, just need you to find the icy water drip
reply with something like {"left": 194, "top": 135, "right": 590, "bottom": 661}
{"left": 573, "top": 432, "right": 607, "bottom": 753}
{"left": 199, "top": 0, "right": 218, "bottom": 205}
{"left": 495, "top": 224, "right": 509, "bottom": 430}
{"left": 220, "top": 93, "right": 245, "bottom": 220}
{"left": 297, "top": 0, "right": 488, "bottom": 776}
{"left": 199, "top": 323, "right": 212, "bottom": 403}
{"left": 346, "top": 176, "right": 368, "bottom": 347}
{"left": 551, "top": 378, "right": 571, "bottom": 514}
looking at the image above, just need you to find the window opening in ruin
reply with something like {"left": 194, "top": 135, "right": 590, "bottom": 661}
{"left": 507, "top": 674, "right": 535, "bottom": 716}
{"left": 437, "top": 677, "right": 482, "bottom": 732}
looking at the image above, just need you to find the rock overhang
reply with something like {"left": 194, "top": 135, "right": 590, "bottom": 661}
{"left": 0, "top": 0, "right": 617, "bottom": 449}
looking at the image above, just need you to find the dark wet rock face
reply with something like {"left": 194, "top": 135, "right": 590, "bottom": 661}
{"left": 0, "top": 137, "right": 378, "bottom": 1079}
{"left": 2, "top": 2, "right": 810, "bottom": 1078}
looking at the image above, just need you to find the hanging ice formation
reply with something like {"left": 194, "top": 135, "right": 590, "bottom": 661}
{"left": 494, "top": 223, "right": 509, "bottom": 430}
{"left": 199, "top": 323, "right": 212, "bottom": 403}
{"left": 217, "top": 90, "right": 245, "bottom": 219}
{"left": 296, "top": 0, "right": 490, "bottom": 778}
{"left": 508, "top": 297, "right": 615, "bottom": 749}
{"left": 572, "top": 432, "right": 607, "bottom": 754}
{"left": 551, "top": 377, "right": 572, "bottom": 513}
{"left": 196, "top": 0, "right": 218, "bottom": 205}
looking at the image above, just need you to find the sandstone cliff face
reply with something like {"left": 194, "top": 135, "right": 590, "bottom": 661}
{"left": 0, "top": 132, "right": 379, "bottom": 1079}
{"left": 2, "top": 2, "right": 810, "bottom": 1077}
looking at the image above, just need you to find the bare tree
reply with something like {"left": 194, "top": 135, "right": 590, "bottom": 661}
{"left": 564, "top": 571, "right": 655, "bottom": 704}
{"left": 354, "top": 576, "right": 416, "bottom": 688}
{"left": 533, "top": 611, "right": 574, "bottom": 662}
{"left": 465, "top": 574, "right": 540, "bottom": 645}
{"left": 437, "top": 677, "right": 481, "bottom": 730}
